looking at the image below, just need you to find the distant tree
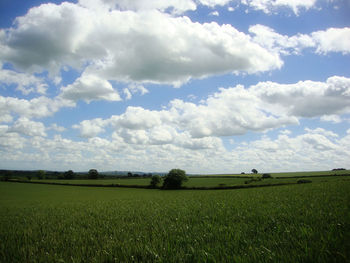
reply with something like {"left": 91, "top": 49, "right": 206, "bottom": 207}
{"left": 162, "top": 169, "right": 188, "bottom": 189}
{"left": 251, "top": 169, "right": 258, "bottom": 174}
{"left": 64, "top": 170, "right": 75, "bottom": 179}
{"left": 26, "top": 175, "right": 32, "bottom": 181}
{"left": 127, "top": 172, "right": 133, "bottom": 177}
{"left": 37, "top": 170, "right": 46, "bottom": 180}
{"left": 150, "top": 175, "right": 161, "bottom": 188}
{"left": 88, "top": 169, "right": 99, "bottom": 179}
{"left": 1, "top": 170, "right": 13, "bottom": 181}
{"left": 241, "top": 172, "right": 245, "bottom": 174}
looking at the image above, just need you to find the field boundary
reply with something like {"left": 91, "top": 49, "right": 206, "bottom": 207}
{"left": 190, "top": 174, "right": 350, "bottom": 179}
{"left": 4, "top": 179, "right": 310, "bottom": 191}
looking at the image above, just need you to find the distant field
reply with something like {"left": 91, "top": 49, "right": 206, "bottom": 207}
{"left": 29, "top": 174, "right": 349, "bottom": 188}
{"left": 1, "top": 177, "right": 349, "bottom": 262}
{"left": 201, "top": 169, "right": 350, "bottom": 177}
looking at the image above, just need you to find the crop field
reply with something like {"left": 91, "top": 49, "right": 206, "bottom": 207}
{"left": 29, "top": 174, "right": 348, "bottom": 188}
{"left": 206, "top": 169, "right": 350, "bottom": 178}
{"left": 1, "top": 176, "right": 349, "bottom": 262}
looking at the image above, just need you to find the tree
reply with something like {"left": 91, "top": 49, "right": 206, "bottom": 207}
{"left": 88, "top": 169, "right": 99, "bottom": 179}
{"left": 64, "top": 170, "right": 75, "bottom": 179}
{"left": 162, "top": 169, "right": 188, "bottom": 189}
{"left": 150, "top": 175, "right": 161, "bottom": 188}
{"left": 1, "top": 170, "right": 13, "bottom": 181}
{"left": 37, "top": 170, "right": 46, "bottom": 180}
{"left": 251, "top": 169, "right": 258, "bottom": 174}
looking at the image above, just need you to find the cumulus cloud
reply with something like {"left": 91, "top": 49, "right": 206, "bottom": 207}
{"left": 242, "top": 0, "right": 317, "bottom": 15}
{"left": 123, "top": 83, "right": 149, "bottom": 100}
{"left": 49, "top": 123, "right": 66, "bottom": 132}
{"left": 60, "top": 74, "right": 121, "bottom": 102}
{"left": 169, "top": 86, "right": 298, "bottom": 138}
{"left": 250, "top": 25, "right": 350, "bottom": 55}
{"left": 312, "top": 27, "right": 350, "bottom": 55}
{"left": 8, "top": 117, "right": 46, "bottom": 137}
{"left": 0, "top": 2, "right": 282, "bottom": 87}
{"left": 0, "top": 0, "right": 347, "bottom": 92}
{"left": 0, "top": 68, "right": 47, "bottom": 95}
{"left": 72, "top": 75, "right": 350, "bottom": 143}
{"left": 251, "top": 76, "right": 350, "bottom": 118}
{"left": 0, "top": 95, "right": 74, "bottom": 120}
{"left": 1, "top": 125, "right": 349, "bottom": 173}
{"left": 72, "top": 118, "right": 107, "bottom": 138}
{"left": 79, "top": 0, "right": 197, "bottom": 14}
{"left": 249, "top": 24, "right": 314, "bottom": 55}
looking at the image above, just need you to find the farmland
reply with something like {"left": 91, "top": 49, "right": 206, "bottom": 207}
{"left": 1, "top": 175, "right": 349, "bottom": 262}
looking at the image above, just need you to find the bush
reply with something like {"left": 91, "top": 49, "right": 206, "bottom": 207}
{"left": 37, "top": 170, "right": 46, "bottom": 180}
{"left": 150, "top": 175, "right": 161, "bottom": 188}
{"left": 162, "top": 169, "right": 188, "bottom": 189}
{"left": 262, "top": 173, "right": 272, "bottom": 179}
{"left": 297, "top": 179, "right": 312, "bottom": 184}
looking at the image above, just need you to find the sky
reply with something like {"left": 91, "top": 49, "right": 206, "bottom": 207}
{"left": 0, "top": 0, "right": 349, "bottom": 174}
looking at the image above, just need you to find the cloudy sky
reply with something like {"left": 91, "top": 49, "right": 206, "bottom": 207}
{"left": 0, "top": 0, "right": 349, "bottom": 174}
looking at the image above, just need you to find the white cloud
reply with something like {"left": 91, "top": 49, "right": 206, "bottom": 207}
{"left": 1, "top": 1, "right": 346, "bottom": 92}
{"left": 320, "top": 115, "right": 342, "bottom": 123}
{"left": 78, "top": 0, "right": 197, "bottom": 14}
{"left": 123, "top": 88, "right": 132, "bottom": 100}
{"left": 0, "top": 132, "right": 26, "bottom": 150}
{"left": 0, "top": 68, "right": 47, "bottom": 95}
{"left": 1, "top": 125, "right": 349, "bottom": 173}
{"left": 123, "top": 83, "right": 149, "bottom": 100}
{"left": 198, "top": 0, "right": 232, "bottom": 7}
{"left": 49, "top": 123, "right": 66, "bottom": 132}
{"left": 0, "top": 95, "right": 74, "bottom": 120}
{"left": 209, "top": 11, "right": 220, "bottom": 16}
{"left": 72, "top": 118, "right": 107, "bottom": 138}
{"left": 251, "top": 76, "right": 350, "bottom": 118}
{"left": 250, "top": 25, "right": 350, "bottom": 56}
{"left": 0, "top": 2, "right": 283, "bottom": 87}
{"left": 312, "top": 27, "right": 350, "bottom": 55}
{"left": 72, "top": 76, "right": 350, "bottom": 143}
{"left": 249, "top": 24, "right": 315, "bottom": 55}
{"left": 60, "top": 74, "right": 121, "bottom": 102}
{"left": 169, "top": 86, "right": 298, "bottom": 138}
{"left": 8, "top": 117, "right": 46, "bottom": 137}
{"left": 242, "top": 0, "right": 317, "bottom": 15}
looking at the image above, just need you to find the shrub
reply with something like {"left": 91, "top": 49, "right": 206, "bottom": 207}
{"left": 262, "top": 173, "right": 272, "bottom": 179}
{"left": 297, "top": 179, "right": 312, "bottom": 184}
{"left": 162, "top": 169, "right": 188, "bottom": 189}
{"left": 37, "top": 170, "right": 46, "bottom": 180}
{"left": 150, "top": 175, "right": 161, "bottom": 188}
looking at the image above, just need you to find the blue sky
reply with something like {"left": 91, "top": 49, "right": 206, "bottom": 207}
{"left": 0, "top": 0, "right": 349, "bottom": 173}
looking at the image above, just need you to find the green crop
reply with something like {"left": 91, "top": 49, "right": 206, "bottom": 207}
{"left": 0, "top": 178, "right": 349, "bottom": 262}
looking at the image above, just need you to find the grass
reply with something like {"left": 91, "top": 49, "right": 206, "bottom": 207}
{"left": 203, "top": 169, "right": 350, "bottom": 177}
{"left": 26, "top": 174, "right": 349, "bottom": 189}
{"left": 1, "top": 177, "right": 349, "bottom": 262}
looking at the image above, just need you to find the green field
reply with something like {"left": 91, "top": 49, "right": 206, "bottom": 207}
{"left": 205, "top": 169, "right": 350, "bottom": 177}
{"left": 29, "top": 174, "right": 348, "bottom": 188}
{"left": 1, "top": 176, "right": 349, "bottom": 262}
